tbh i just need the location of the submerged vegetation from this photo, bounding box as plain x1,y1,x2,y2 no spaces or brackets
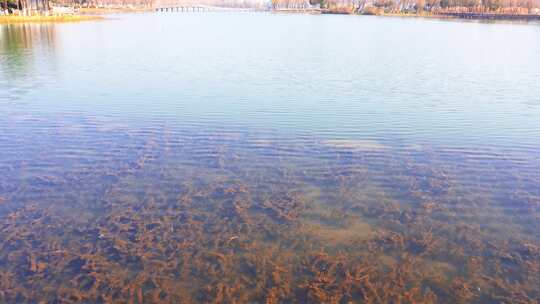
0,118,539,303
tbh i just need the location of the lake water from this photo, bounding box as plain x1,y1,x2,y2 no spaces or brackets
1,13,540,303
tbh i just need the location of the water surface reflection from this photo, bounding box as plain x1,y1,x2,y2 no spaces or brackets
0,23,58,102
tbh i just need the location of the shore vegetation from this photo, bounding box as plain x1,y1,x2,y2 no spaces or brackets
272,0,540,18
0,14,102,23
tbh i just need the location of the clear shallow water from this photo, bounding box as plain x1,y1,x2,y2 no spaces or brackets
1,13,540,303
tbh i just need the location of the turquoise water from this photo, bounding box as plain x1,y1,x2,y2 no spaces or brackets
1,13,540,303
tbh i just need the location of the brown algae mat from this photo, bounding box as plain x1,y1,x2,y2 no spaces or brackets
0,124,539,303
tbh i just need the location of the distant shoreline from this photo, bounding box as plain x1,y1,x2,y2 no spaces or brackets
431,12,540,20
2,7,539,24
0,14,103,24
77,7,152,15
274,9,540,21
369,11,540,21
0,6,153,24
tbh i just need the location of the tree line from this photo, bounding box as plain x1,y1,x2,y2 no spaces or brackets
2,0,49,14
3,0,539,15
271,0,540,13
1,0,268,12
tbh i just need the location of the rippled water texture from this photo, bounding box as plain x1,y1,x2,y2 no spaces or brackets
1,14,540,303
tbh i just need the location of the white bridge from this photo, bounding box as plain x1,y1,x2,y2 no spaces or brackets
154,5,265,12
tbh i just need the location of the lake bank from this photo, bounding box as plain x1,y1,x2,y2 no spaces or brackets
3,6,539,24
435,11,540,20
273,8,540,21
0,14,103,24
0,5,152,24
374,11,540,21
77,7,152,15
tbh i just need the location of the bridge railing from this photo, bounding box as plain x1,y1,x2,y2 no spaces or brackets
154,5,268,12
